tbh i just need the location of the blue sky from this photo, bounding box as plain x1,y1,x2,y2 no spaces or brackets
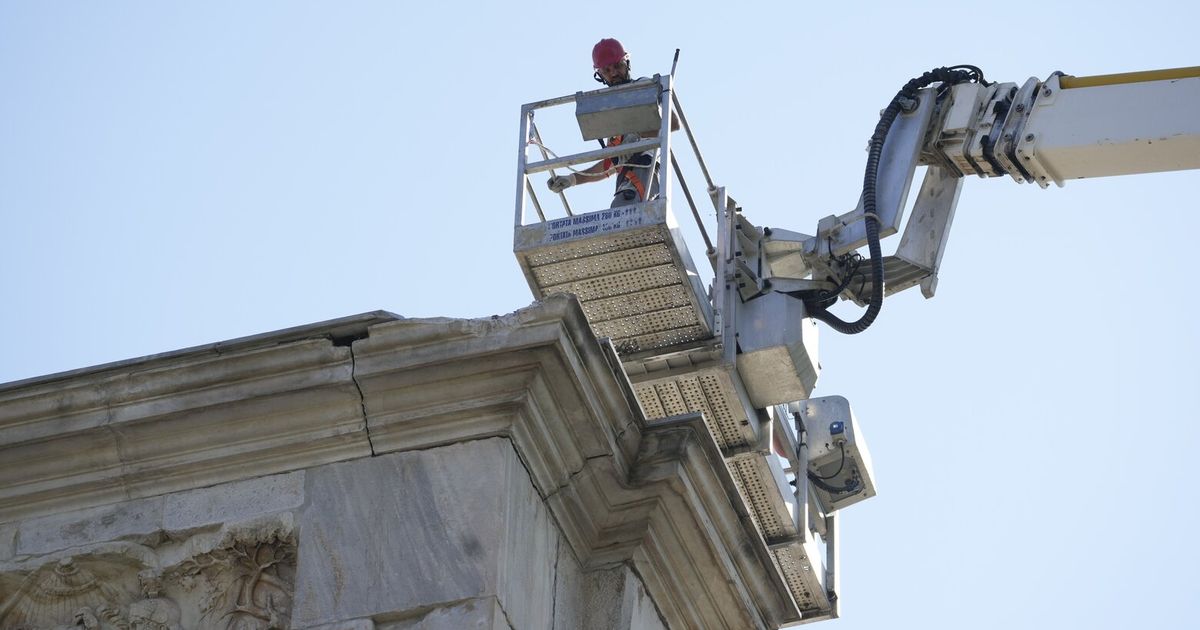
2,2,1198,628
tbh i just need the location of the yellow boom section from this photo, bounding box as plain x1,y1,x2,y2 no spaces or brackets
1060,65,1200,88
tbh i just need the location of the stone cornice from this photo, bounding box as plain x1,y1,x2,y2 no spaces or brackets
0,337,371,521
0,295,801,627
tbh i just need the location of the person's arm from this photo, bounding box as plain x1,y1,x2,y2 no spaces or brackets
572,160,616,184
547,158,617,192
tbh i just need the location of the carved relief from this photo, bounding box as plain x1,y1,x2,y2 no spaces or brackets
127,569,181,630
168,531,295,630
0,558,130,629
0,530,296,630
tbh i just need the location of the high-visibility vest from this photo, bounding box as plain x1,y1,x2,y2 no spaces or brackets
604,134,652,201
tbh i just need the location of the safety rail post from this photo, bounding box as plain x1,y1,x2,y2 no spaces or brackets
514,106,533,231
714,188,739,367
657,74,673,218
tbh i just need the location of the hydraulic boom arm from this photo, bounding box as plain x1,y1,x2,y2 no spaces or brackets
757,65,1200,329
930,66,1200,186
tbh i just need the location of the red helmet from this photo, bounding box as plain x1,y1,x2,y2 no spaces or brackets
592,38,628,69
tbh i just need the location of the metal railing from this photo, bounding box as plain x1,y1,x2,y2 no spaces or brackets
513,74,717,260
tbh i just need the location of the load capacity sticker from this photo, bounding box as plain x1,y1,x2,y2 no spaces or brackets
543,205,644,244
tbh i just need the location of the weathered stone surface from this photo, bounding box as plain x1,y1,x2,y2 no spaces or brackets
624,569,669,630
167,527,297,629
349,301,644,498
293,438,551,627
162,469,305,530
0,323,381,522
552,544,612,630
0,521,298,629
10,470,306,560
16,496,165,557
498,447,556,630
551,543,666,630
0,555,145,628
0,298,807,629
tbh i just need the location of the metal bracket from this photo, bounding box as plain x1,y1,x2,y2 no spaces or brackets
816,90,937,257
886,165,963,298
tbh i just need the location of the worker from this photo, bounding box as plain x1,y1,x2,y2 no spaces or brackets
547,38,661,208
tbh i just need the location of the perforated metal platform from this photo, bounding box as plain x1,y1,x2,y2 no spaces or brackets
773,540,833,615
628,362,757,449
729,451,833,617
626,348,834,619
515,199,713,356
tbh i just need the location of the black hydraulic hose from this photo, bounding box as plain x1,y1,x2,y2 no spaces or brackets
807,472,861,496
806,66,985,335
808,442,848,480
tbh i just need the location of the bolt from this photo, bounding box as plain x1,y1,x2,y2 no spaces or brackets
1003,133,1013,141
1025,133,1035,142
1015,103,1025,112
1042,86,1053,97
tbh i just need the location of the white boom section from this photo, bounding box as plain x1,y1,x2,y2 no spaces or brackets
934,66,1200,188
761,66,1200,308
1020,69,1200,186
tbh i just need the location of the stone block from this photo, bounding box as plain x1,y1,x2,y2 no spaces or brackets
16,496,164,556
576,566,628,630
498,453,556,630
551,544,665,630
292,439,516,626
624,569,668,630
551,543,588,630
163,470,305,530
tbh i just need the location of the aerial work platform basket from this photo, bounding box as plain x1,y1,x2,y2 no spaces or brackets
511,72,869,624
513,76,713,357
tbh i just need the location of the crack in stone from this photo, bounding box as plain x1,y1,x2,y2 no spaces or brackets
614,417,639,447
345,340,377,457
541,454,610,504
494,594,518,630
626,561,673,630
102,394,135,502
549,536,561,628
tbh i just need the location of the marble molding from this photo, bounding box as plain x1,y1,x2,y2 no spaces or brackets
0,296,802,628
